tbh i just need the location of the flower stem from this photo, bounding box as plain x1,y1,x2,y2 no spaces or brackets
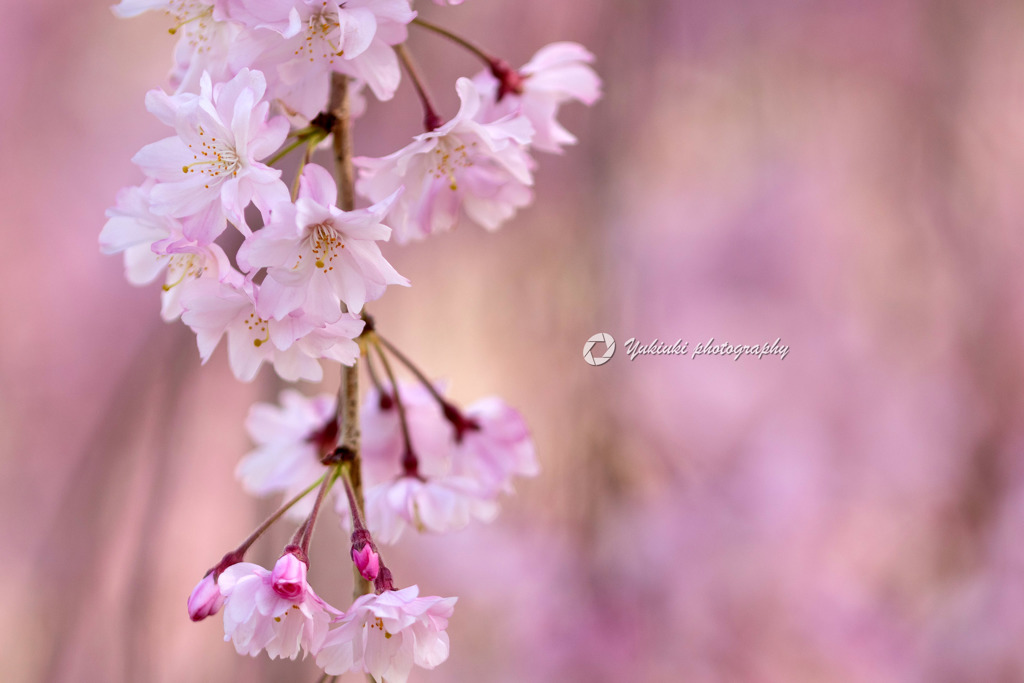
412,17,493,64
374,332,445,406
395,43,443,131
410,17,523,99
374,332,479,441
363,345,391,408
339,465,395,594
297,466,339,555
290,138,317,201
267,135,307,166
369,334,420,477
217,473,327,575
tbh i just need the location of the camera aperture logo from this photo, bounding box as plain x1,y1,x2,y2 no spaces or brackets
583,332,616,366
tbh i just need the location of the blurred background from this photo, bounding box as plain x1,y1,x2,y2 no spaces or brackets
5,0,1024,681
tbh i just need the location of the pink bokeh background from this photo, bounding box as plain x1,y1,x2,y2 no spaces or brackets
5,1,1024,681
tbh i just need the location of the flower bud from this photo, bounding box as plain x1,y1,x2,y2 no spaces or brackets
187,572,224,622
271,552,307,600
351,544,380,581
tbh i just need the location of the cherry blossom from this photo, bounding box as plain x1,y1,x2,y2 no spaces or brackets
359,382,454,484
218,552,336,658
224,0,415,117
113,1,241,93
453,397,538,496
476,42,601,154
352,383,535,542
239,163,408,322
179,277,363,382
100,182,235,320
236,390,337,519
131,69,290,240
364,474,499,544
315,586,456,683
355,77,535,242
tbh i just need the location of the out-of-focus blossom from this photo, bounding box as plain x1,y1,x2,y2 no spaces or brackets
239,163,407,322
475,42,601,154
364,474,498,544
112,0,239,92
218,552,335,658
355,77,534,242
351,382,534,543
131,69,290,239
453,397,538,496
237,389,337,519
315,586,456,683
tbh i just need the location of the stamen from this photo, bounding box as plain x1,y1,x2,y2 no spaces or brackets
167,4,213,35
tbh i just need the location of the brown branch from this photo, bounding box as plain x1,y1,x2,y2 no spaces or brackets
328,73,372,600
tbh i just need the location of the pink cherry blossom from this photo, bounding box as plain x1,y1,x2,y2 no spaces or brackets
315,585,456,683
365,474,499,544
218,553,336,658
352,383,533,543
237,390,337,519
358,382,453,484
179,277,363,382
100,182,236,320
239,163,407,322
131,68,290,240
453,397,539,496
187,572,225,621
224,0,415,117
355,77,535,243
475,42,601,154
477,41,602,155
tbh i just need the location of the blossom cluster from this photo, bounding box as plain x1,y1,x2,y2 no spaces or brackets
102,1,598,380
187,552,455,683
102,0,597,680
239,383,538,542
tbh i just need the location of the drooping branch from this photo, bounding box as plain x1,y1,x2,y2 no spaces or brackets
328,73,372,599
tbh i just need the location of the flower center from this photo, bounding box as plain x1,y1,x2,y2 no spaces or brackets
368,617,392,638
183,126,241,185
430,135,476,191
165,1,213,40
307,222,344,271
244,311,270,347
294,2,345,64
161,253,206,291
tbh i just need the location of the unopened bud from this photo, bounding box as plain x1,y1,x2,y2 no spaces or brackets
351,544,380,581
271,552,307,600
187,572,224,622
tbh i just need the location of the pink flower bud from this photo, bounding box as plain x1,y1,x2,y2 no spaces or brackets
187,572,224,622
271,553,307,600
351,544,380,581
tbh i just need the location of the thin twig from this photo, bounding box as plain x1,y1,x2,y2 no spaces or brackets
395,43,443,131
412,17,493,64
